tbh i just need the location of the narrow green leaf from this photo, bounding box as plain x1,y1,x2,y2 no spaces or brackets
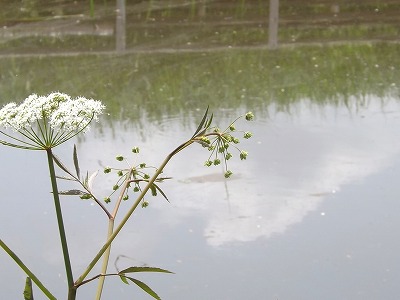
83,171,89,187
119,266,174,274
150,184,157,197
58,189,87,196
52,154,75,178
153,183,170,203
87,170,98,190
125,277,161,300
205,113,214,129
119,275,129,285
73,144,80,179
191,106,209,138
55,175,76,181
195,128,207,139
23,277,34,300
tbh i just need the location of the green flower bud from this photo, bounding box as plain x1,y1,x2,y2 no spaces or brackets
104,167,111,174
104,197,111,203
232,137,240,144
117,170,123,176
229,124,236,131
139,163,146,168
243,131,253,139
224,170,233,178
208,145,215,151
144,174,150,179
200,136,210,144
214,158,221,165
214,127,220,133
80,194,92,200
123,195,129,200
245,112,254,121
141,201,149,208
223,134,233,142
240,150,248,160
204,160,213,167
116,155,124,161
218,146,225,153
132,147,140,153
133,186,140,192
226,152,232,160
113,184,119,191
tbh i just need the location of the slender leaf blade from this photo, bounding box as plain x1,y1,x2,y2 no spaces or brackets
73,144,80,179
87,170,98,190
83,171,89,187
153,183,170,203
191,106,209,138
150,184,157,196
52,154,75,178
125,277,161,300
58,189,87,196
55,175,76,181
205,113,214,129
119,275,129,285
119,266,174,274
23,277,34,300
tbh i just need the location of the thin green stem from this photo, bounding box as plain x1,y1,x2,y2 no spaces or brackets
46,149,74,291
95,171,135,299
94,219,114,300
0,130,44,149
0,239,56,300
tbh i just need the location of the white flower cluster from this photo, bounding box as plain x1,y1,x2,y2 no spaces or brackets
0,92,105,133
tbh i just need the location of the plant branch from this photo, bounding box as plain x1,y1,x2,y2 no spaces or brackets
94,218,114,300
75,138,195,287
0,239,56,300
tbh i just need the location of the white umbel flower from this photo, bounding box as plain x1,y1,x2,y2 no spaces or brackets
0,92,105,149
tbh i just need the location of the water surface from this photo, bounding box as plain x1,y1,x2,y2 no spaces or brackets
1,1,400,299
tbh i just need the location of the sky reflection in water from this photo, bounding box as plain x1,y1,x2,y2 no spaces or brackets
2,95,400,299
1,1,400,298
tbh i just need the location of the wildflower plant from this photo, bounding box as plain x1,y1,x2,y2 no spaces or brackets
0,92,104,150
0,94,253,300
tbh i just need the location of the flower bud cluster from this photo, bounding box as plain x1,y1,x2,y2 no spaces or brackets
101,146,166,207
201,111,254,177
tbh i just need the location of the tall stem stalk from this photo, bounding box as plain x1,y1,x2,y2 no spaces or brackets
46,149,74,291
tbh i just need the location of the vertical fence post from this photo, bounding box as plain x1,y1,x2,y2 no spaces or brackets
268,0,279,49
116,0,126,52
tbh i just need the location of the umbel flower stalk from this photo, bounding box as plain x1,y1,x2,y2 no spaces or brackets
0,92,105,150
0,92,105,297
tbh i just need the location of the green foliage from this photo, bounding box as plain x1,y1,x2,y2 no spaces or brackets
117,266,174,299
23,277,34,300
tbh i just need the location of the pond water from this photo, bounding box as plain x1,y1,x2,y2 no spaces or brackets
1,1,400,300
